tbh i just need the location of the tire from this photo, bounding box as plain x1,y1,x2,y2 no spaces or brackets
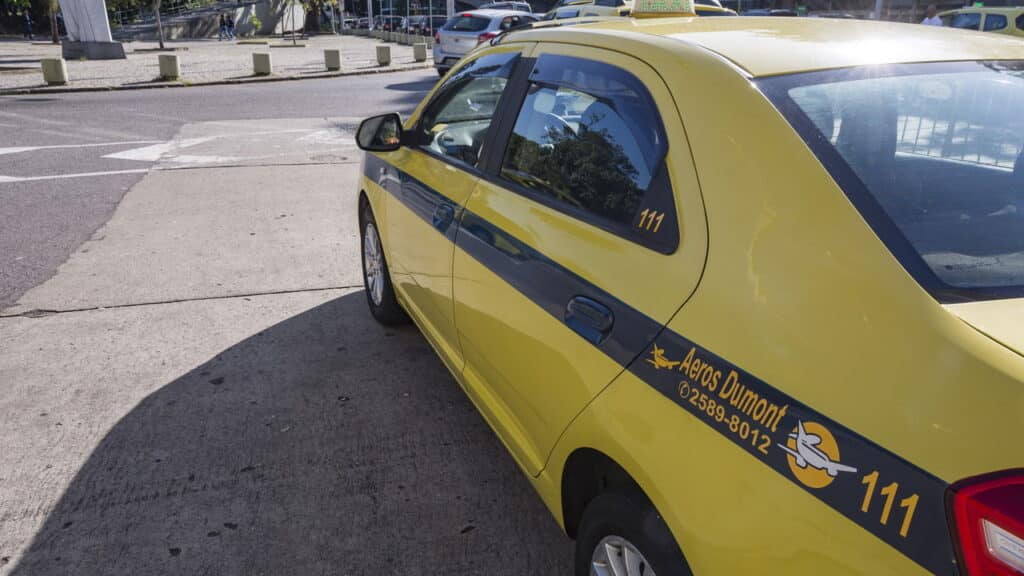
437,67,448,78
360,205,408,325
575,492,692,576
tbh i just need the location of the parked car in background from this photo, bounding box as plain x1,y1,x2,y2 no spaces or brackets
433,10,539,76
742,8,798,15
478,1,533,12
939,6,1024,37
356,17,370,28
409,14,451,34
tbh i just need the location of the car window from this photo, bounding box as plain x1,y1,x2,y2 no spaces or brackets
1018,13,1024,30
595,0,625,6
950,12,981,30
417,52,520,168
444,15,491,31
761,61,1024,301
984,13,1008,30
499,55,677,251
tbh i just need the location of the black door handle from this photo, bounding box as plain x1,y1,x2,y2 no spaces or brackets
565,296,614,345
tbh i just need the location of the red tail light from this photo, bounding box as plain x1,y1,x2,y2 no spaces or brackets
949,470,1024,576
477,31,499,44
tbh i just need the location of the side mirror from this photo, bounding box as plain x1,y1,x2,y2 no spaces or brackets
356,113,403,152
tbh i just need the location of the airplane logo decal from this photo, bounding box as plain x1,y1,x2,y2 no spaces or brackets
646,344,680,370
778,420,857,488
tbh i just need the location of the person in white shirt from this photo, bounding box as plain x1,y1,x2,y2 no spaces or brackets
921,5,943,25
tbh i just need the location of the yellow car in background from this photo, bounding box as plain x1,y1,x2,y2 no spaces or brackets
940,6,1024,37
355,5,1024,575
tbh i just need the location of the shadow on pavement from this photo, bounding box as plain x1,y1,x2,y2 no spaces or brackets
10,291,572,575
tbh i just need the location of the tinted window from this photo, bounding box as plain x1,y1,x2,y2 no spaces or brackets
950,12,981,29
1018,13,1024,30
595,0,625,6
444,15,491,31
500,55,677,251
984,13,1007,30
418,52,520,167
760,61,1024,301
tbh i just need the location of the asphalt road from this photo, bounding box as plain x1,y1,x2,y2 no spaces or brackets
0,72,574,575
0,71,433,309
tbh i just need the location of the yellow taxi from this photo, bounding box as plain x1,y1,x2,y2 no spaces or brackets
354,2,1024,573
939,6,1024,38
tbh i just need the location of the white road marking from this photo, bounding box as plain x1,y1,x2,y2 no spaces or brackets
0,169,149,183
0,140,163,156
102,138,214,162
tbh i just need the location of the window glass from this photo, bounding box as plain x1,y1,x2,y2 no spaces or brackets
983,13,1007,30
1017,13,1024,30
418,52,519,167
444,15,491,31
761,62,1024,300
500,56,669,231
595,0,625,7
950,12,981,29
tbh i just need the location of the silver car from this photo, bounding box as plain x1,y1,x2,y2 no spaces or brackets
432,9,538,77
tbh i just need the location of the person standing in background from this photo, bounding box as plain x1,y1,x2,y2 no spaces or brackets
218,13,227,40
226,12,236,39
22,10,34,39
921,5,943,25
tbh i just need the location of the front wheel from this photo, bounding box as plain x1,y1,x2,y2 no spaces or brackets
361,206,408,325
575,492,692,576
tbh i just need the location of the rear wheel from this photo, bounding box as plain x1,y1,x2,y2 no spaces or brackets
575,492,691,576
361,206,407,325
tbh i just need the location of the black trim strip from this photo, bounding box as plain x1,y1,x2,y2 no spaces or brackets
363,154,957,575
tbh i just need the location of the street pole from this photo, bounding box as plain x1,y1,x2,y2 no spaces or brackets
873,0,883,19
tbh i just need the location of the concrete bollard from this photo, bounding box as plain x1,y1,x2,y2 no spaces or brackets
324,48,341,71
413,43,427,62
158,53,180,81
253,52,272,75
40,58,67,86
376,45,391,66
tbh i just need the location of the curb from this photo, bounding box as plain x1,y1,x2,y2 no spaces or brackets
0,62,433,96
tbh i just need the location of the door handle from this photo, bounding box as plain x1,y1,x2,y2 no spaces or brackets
432,203,455,231
565,296,614,345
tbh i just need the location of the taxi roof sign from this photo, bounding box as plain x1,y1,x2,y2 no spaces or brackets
632,0,696,16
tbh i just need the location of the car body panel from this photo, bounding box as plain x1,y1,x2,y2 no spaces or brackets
946,298,1024,356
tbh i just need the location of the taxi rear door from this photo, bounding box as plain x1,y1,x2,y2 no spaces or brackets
452,45,708,475
379,47,530,370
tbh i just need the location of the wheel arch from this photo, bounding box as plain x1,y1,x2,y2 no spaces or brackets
560,447,651,540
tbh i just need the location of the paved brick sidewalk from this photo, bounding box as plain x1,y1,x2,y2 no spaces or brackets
0,35,429,93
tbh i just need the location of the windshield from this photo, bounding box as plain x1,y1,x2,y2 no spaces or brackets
760,61,1024,303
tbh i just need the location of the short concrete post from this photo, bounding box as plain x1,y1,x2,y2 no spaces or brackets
324,48,341,71
413,42,427,62
253,52,272,75
158,53,180,80
376,45,391,66
40,58,68,86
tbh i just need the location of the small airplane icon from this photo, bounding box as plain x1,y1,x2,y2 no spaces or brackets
778,421,858,477
646,344,680,370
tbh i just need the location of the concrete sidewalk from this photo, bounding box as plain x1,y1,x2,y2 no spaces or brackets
0,35,430,93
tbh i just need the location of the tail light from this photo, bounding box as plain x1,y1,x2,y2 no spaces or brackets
434,31,440,42
949,470,1024,576
477,31,499,44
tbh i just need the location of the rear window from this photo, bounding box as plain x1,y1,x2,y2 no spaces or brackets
984,13,1008,30
760,61,1024,302
444,15,491,31
950,12,982,29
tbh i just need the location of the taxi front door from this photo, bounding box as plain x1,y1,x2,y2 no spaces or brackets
381,48,527,371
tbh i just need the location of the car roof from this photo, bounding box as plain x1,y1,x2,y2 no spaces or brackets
461,8,532,16
511,17,1024,77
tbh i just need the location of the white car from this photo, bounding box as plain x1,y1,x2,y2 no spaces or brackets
432,9,538,77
